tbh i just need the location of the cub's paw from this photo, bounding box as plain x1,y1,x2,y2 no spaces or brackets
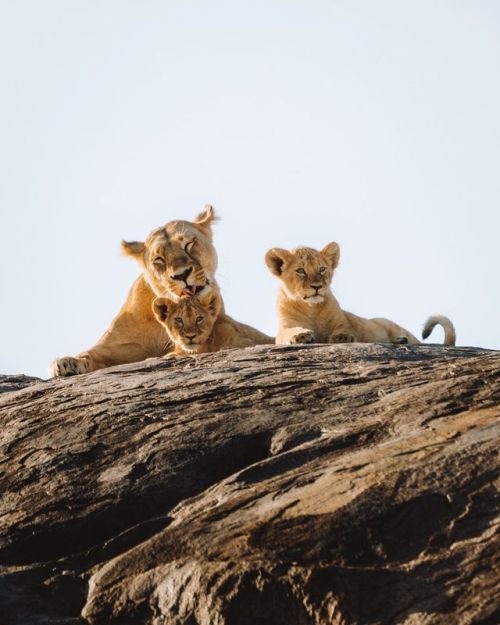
49,357,90,378
330,332,356,343
289,330,315,344
393,336,409,345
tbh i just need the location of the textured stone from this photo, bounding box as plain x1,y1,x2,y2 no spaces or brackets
0,344,498,625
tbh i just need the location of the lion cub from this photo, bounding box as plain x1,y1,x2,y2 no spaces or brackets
152,290,273,356
265,242,456,346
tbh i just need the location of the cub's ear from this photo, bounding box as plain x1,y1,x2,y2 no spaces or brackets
265,248,292,276
321,242,340,269
199,291,220,316
152,297,170,323
194,204,218,229
121,240,145,260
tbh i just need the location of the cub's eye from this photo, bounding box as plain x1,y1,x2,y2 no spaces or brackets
174,317,184,326
196,316,204,324
184,240,195,253
319,266,326,274
296,268,307,276
153,258,165,271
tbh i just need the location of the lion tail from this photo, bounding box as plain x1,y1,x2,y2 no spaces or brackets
422,315,456,346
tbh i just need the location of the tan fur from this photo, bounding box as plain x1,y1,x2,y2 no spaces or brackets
153,289,273,356
265,243,456,347
50,206,221,376
422,314,456,346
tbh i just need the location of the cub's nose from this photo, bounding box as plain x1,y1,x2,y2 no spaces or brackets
185,334,197,342
172,267,193,282
311,284,322,293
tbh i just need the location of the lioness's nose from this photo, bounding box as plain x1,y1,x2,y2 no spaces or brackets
172,267,193,282
185,334,196,342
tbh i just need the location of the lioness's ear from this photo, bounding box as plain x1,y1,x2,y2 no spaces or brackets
152,297,170,323
194,204,218,229
321,242,340,269
121,240,145,259
265,248,292,276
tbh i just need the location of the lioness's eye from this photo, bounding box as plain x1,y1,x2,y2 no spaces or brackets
319,266,326,274
196,316,204,323
174,317,183,326
153,258,165,271
184,240,195,253
296,268,306,276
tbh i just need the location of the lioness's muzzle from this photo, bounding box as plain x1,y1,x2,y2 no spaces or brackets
182,285,205,296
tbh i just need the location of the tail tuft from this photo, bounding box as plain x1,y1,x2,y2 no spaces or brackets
422,315,456,346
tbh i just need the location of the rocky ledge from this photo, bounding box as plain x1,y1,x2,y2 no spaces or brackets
0,344,498,625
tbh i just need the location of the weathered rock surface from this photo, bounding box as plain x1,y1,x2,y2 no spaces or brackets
0,374,40,395
0,344,498,625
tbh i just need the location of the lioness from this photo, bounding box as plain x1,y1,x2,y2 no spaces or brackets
50,206,225,376
265,242,456,346
152,290,273,356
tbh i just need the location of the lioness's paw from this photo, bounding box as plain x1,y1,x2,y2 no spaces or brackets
290,330,315,344
330,332,356,344
49,357,90,378
393,336,409,344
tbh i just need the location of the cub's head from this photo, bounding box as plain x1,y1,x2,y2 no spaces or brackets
152,291,220,353
122,205,218,301
265,242,340,304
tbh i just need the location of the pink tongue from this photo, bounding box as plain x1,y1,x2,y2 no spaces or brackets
183,285,203,296
182,286,194,296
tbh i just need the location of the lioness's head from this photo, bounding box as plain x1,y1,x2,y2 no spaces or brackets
152,291,220,353
265,243,340,304
122,205,218,300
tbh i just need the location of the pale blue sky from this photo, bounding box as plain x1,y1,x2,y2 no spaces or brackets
1,0,499,378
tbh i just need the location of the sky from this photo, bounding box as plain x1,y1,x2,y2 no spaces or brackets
1,0,499,379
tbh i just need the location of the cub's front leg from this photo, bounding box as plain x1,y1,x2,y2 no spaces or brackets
162,349,190,358
276,326,315,345
329,331,356,343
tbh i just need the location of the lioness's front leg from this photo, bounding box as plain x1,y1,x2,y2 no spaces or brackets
49,354,93,377
276,327,316,345
50,337,166,377
50,277,166,377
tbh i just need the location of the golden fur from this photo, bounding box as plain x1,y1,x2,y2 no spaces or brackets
153,289,273,356
50,206,221,376
265,243,456,347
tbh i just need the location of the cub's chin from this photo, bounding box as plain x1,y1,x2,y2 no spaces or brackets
180,344,201,354
304,295,324,305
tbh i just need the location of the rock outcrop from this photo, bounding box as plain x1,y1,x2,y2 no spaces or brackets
0,344,498,625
